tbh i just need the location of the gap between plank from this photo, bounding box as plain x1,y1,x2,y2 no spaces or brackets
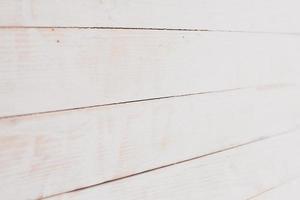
41,125,300,200
0,26,300,36
0,86,248,120
0,83,294,120
246,176,300,200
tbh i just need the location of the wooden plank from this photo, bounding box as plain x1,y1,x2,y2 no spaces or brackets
0,29,300,117
46,128,300,200
250,179,300,200
0,86,299,200
0,0,299,32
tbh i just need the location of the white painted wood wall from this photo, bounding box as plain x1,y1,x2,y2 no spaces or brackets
1,1,300,199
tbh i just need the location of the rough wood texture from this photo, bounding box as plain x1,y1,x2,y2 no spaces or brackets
1,1,300,200
0,0,299,32
1,29,299,117
47,130,300,200
0,86,299,200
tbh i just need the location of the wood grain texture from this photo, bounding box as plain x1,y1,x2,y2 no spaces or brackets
1,29,300,117
250,179,300,200
0,86,299,200
0,0,300,32
46,129,300,200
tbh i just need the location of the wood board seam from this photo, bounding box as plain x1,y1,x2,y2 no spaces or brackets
40,125,300,200
246,176,300,200
0,83,294,120
0,86,248,120
0,26,300,36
